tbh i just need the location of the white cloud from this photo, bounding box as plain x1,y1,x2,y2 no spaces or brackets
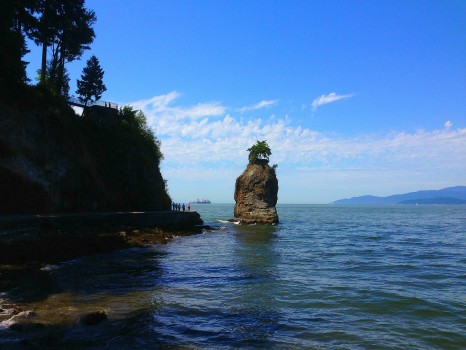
445,120,453,129
311,92,354,111
132,93,466,169
126,92,466,203
238,99,278,112
129,91,226,121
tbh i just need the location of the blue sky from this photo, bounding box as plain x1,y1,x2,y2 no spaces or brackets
25,0,466,203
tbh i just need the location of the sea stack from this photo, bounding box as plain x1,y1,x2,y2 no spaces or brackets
233,141,279,224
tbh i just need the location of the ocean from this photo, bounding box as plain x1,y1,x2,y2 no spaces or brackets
1,204,465,349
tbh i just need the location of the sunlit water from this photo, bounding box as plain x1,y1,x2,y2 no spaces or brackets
1,204,465,349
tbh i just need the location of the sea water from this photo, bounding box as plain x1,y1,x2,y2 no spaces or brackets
1,204,465,349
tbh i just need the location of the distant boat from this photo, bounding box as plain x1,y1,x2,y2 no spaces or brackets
192,199,211,204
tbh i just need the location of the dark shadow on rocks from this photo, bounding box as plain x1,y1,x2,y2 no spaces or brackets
0,266,63,303
78,311,107,326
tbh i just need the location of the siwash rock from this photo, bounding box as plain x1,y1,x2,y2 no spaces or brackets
233,159,279,224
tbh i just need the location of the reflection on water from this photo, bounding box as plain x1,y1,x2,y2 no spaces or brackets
141,223,285,348
231,225,282,345
235,224,278,242
234,224,279,277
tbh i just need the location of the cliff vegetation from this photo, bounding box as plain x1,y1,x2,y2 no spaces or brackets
1,1,171,214
0,87,171,213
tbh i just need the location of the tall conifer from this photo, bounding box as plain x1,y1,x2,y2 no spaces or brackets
29,0,96,90
76,55,106,106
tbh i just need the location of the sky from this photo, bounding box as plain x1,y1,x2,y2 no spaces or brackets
24,0,466,204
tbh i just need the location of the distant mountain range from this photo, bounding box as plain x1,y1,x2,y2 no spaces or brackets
332,186,466,205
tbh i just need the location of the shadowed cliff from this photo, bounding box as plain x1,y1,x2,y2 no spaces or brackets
0,87,171,214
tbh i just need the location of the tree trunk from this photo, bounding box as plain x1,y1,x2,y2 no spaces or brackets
40,0,49,85
41,40,47,84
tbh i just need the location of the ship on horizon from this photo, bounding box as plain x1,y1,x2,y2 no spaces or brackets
192,199,211,204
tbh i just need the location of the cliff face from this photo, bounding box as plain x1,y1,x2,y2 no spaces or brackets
0,90,171,214
234,159,279,224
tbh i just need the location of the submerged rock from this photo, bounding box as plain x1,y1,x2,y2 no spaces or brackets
233,159,279,224
9,322,46,332
78,311,107,326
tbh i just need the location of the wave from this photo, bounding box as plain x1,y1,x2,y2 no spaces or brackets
217,219,240,225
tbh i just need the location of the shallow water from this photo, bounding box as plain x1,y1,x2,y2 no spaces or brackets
1,204,465,349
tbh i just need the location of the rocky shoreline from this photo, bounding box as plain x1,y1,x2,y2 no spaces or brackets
0,211,207,289
0,210,209,334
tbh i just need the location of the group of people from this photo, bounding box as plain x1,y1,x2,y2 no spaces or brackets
172,202,190,211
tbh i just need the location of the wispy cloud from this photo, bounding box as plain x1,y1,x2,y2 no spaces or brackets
131,92,466,168
312,92,354,111
127,92,466,202
129,91,226,120
238,99,278,112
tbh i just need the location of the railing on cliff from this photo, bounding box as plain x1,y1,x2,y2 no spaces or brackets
67,96,118,110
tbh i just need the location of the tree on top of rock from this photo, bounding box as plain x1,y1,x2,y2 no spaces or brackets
76,55,106,106
247,140,272,164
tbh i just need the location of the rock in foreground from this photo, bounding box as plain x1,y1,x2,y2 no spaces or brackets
233,159,279,224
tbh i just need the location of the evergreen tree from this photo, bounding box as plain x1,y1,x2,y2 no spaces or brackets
29,0,96,91
1,0,95,96
76,55,106,106
0,0,36,93
47,60,70,97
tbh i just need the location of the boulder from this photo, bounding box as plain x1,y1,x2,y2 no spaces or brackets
78,311,107,326
233,159,279,224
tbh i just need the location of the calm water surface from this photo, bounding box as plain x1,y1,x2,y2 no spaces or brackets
1,204,465,349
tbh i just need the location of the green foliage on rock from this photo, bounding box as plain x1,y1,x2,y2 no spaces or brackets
247,140,272,163
118,106,163,163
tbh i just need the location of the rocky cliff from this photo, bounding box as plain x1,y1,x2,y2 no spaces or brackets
0,88,171,214
233,159,279,224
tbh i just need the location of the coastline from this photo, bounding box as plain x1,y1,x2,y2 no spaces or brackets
0,210,208,333
0,210,205,268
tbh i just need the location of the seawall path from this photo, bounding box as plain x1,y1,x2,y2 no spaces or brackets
0,211,204,265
